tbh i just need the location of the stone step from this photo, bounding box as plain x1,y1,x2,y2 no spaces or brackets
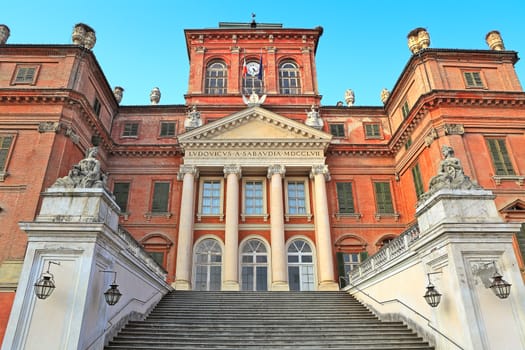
105,291,433,350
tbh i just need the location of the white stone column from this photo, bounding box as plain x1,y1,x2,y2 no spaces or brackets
222,164,241,291
174,165,199,290
268,165,289,291
310,165,338,291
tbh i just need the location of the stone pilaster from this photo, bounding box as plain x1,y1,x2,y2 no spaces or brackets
267,165,289,290
174,165,199,290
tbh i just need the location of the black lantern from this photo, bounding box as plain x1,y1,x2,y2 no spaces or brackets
423,273,442,307
489,261,511,299
101,270,122,306
34,261,60,300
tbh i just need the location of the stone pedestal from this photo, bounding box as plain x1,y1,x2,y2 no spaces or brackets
2,188,170,350
415,189,525,350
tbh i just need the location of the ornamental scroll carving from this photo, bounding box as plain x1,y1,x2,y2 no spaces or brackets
51,146,109,191
418,145,481,204
444,124,464,136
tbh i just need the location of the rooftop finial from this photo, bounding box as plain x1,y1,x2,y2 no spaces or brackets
250,13,257,28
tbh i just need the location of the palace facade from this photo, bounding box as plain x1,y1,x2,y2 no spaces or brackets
1,21,525,339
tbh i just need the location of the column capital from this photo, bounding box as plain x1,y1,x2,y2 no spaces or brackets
177,165,199,181
224,164,242,179
267,164,286,178
310,164,331,181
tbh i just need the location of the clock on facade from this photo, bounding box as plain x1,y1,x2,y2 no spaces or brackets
246,61,260,76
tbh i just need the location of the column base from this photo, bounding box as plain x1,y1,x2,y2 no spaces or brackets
222,281,240,291
172,280,191,290
318,281,339,291
271,282,290,291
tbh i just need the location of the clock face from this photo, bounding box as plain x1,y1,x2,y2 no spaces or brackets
246,62,260,76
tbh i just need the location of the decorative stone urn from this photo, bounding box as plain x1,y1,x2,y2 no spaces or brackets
150,87,161,105
71,23,96,49
485,30,505,50
113,86,124,104
344,89,355,106
380,88,390,104
0,24,10,44
407,28,430,54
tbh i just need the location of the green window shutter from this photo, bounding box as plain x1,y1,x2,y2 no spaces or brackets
464,72,474,86
411,164,425,199
336,252,346,287
374,182,394,214
516,224,525,266
113,182,130,212
359,251,369,261
152,182,170,212
487,138,515,175
0,135,13,170
336,182,354,213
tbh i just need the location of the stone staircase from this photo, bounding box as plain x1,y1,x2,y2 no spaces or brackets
105,291,434,350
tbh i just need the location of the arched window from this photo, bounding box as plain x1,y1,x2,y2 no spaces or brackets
240,238,268,291
241,61,263,95
204,60,227,94
194,238,222,291
279,61,301,94
140,233,173,269
287,239,315,291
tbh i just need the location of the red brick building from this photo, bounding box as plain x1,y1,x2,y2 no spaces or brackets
1,21,525,340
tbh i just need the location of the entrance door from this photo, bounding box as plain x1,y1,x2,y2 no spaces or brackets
240,239,268,291
194,238,222,291
287,239,315,291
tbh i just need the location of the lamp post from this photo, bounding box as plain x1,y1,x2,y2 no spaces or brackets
34,261,60,300
100,270,122,306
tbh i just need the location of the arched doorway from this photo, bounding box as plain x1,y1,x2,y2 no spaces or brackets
240,238,269,291
193,238,222,291
287,239,315,291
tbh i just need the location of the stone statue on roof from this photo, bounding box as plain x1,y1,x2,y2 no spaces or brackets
185,105,203,130
305,105,323,130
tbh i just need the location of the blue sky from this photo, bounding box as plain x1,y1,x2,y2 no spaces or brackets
3,1,525,106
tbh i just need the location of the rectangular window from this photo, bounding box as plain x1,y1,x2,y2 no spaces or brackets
202,180,222,215
93,98,101,117
374,181,394,214
113,182,130,212
329,124,345,138
122,123,139,137
0,135,14,171
411,164,425,199
402,101,410,119
287,180,306,214
151,182,170,213
160,122,176,137
244,180,264,215
486,138,515,175
464,71,484,88
336,182,355,214
337,252,369,286
147,251,165,267
12,65,39,85
364,123,381,139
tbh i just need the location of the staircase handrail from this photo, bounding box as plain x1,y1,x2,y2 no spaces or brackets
340,276,464,350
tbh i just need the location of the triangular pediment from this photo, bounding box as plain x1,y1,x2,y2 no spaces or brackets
178,106,332,148
501,199,525,212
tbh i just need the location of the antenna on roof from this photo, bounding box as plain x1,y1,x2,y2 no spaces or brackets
250,13,257,28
